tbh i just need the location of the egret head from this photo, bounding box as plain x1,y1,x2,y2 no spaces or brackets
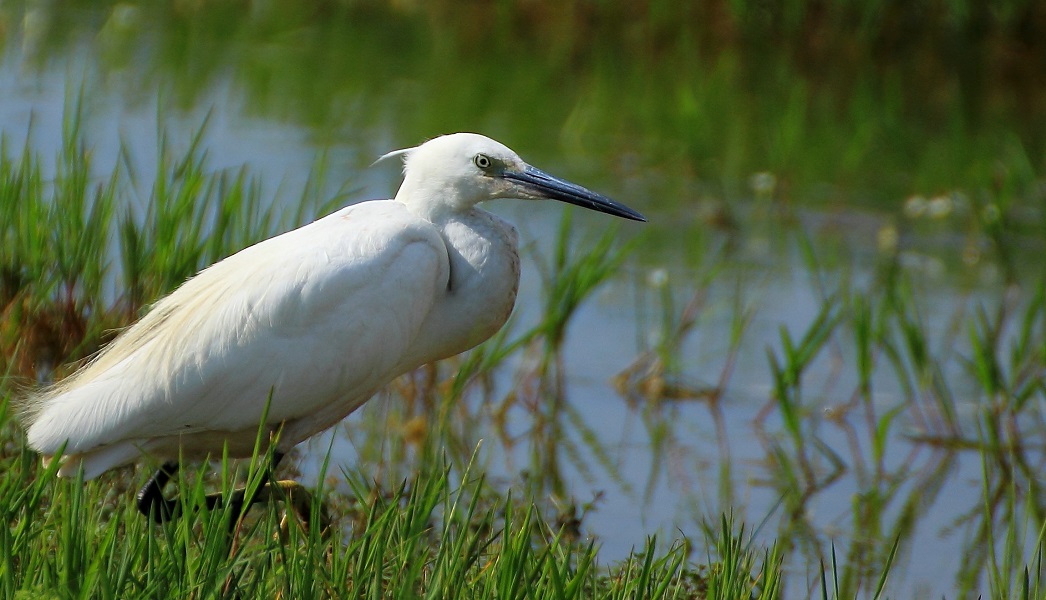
384,133,645,222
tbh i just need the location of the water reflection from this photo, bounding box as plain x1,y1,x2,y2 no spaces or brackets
302,202,1046,597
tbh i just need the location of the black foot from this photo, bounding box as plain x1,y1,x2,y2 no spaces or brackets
135,452,285,525
136,462,180,522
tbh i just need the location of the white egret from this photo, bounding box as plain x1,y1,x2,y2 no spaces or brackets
20,132,645,523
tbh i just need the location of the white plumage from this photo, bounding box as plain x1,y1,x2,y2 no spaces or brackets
21,132,644,480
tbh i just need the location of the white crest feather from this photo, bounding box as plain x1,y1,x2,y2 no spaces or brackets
372,145,417,168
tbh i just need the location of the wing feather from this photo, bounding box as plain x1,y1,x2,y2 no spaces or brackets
26,200,449,459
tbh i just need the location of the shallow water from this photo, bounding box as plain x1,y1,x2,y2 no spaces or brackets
3,3,1045,597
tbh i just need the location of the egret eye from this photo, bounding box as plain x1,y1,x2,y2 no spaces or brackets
474,154,492,170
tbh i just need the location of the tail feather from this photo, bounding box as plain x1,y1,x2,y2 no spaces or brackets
10,375,50,430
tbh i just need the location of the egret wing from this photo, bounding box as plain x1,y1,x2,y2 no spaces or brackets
27,201,449,458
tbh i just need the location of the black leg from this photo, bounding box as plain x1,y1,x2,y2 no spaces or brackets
135,452,286,525
203,451,285,516
136,462,180,522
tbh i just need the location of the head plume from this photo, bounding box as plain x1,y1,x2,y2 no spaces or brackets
372,145,418,170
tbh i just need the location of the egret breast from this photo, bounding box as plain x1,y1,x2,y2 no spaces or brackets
404,208,519,367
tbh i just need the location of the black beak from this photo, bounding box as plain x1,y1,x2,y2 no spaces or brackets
502,165,646,222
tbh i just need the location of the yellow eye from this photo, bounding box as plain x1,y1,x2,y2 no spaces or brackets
474,154,492,169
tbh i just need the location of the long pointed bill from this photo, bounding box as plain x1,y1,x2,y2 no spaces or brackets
502,165,646,222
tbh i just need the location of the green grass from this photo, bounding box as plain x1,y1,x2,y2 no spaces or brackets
0,394,784,599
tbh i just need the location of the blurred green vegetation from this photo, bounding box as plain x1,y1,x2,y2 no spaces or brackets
2,0,1043,213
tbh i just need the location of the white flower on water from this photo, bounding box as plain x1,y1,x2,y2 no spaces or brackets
903,195,927,219
749,172,777,196
647,268,669,289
